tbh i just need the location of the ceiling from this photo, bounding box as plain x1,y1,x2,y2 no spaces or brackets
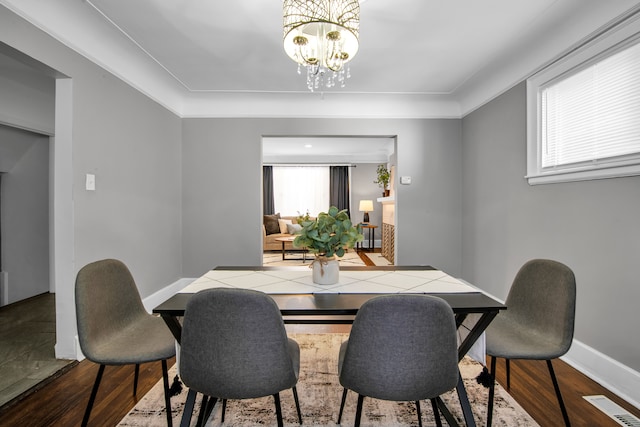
2,0,640,118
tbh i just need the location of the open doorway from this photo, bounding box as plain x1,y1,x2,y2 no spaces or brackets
0,45,75,408
0,125,73,407
261,136,396,267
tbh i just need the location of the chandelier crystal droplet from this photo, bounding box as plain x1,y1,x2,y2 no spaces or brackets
283,0,360,91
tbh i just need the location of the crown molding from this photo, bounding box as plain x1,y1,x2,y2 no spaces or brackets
3,0,640,120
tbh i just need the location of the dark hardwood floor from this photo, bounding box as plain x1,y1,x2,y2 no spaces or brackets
1,326,638,426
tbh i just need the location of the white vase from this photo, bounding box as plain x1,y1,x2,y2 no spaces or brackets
312,256,339,285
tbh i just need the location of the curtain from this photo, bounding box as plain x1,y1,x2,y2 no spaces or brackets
263,166,274,215
329,166,350,216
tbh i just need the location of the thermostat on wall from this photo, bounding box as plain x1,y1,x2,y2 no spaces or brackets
400,176,412,185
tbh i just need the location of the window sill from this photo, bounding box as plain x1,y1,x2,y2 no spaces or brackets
526,163,640,185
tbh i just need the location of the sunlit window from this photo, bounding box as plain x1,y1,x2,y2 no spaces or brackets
273,166,330,216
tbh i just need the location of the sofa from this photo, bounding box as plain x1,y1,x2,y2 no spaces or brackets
263,215,304,251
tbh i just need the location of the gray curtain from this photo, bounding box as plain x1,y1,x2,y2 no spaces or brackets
330,166,350,216
263,166,274,215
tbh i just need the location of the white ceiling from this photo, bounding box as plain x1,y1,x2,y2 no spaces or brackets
2,0,640,118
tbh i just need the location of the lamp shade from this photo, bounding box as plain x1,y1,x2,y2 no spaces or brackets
359,200,373,212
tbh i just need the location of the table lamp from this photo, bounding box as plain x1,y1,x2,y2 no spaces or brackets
359,200,373,224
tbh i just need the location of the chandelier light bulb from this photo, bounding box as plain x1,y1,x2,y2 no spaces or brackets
283,0,360,91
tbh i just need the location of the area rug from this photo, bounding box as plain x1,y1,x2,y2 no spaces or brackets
118,334,538,427
263,251,365,267
362,253,393,266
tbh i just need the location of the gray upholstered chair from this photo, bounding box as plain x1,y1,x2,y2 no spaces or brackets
337,294,459,427
485,259,576,427
178,288,302,427
75,258,176,427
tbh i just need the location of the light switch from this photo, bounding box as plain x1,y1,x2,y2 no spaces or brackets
86,174,96,191
400,176,412,185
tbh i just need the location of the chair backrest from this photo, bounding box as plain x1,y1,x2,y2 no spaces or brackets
339,294,458,402
506,259,576,357
75,259,149,362
179,288,297,400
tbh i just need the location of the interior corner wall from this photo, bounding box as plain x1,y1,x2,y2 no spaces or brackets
461,82,640,374
181,118,462,277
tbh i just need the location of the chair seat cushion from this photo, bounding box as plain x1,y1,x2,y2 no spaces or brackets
88,315,176,364
485,316,567,360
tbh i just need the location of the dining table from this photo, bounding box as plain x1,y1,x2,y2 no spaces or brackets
153,265,506,427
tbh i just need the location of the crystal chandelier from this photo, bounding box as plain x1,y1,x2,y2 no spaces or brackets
283,0,360,91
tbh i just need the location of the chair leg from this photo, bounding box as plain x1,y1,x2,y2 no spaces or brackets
415,400,423,427
430,398,443,427
506,358,511,390
273,392,284,427
338,388,348,424
221,399,227,422
180,389,197,427
292,386,303,424
196,396,217,427
547,359,571,427
486,355,497,427
196,395,209,426
354,394,364,427
133,364,140,396
161,360,172,427
81,364,105,427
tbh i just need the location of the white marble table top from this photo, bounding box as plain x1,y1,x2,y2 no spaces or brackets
180,268,480,295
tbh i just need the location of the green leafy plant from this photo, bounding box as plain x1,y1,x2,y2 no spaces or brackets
296,209,311,225
294,206,363,258
374,164,390,189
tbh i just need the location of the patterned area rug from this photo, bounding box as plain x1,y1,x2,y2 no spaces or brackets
263,251,366,267
118,334,538,427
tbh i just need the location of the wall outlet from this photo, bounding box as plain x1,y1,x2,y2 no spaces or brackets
400,176,412,185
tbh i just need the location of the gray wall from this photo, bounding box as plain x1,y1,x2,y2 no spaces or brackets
461,82,640,372
182,118,462,277
0,125,49,304
0,6,183,357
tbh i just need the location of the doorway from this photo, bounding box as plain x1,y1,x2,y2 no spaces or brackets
261,136,396,266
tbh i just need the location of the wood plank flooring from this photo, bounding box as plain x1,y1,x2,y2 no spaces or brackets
1,325,639,426
0,293,75,407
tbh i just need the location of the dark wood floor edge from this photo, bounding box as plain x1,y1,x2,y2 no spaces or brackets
0,292,53,313
0,360,78,415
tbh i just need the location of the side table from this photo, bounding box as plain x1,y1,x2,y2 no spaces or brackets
358,224,377,252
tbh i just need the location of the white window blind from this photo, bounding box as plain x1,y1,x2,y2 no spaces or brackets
541,38,640,170
273,166,330,216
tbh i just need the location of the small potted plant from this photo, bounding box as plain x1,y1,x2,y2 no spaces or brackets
374,164,391,197
294,206,363,284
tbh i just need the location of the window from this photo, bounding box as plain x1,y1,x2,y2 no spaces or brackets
273,166,330,216
527,17,640,185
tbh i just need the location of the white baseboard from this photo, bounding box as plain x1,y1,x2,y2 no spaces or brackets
142,277,195,313
460,284,640,410
562,340,640,409
0,271,8,306
359,239,381,249
63,278,195,361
